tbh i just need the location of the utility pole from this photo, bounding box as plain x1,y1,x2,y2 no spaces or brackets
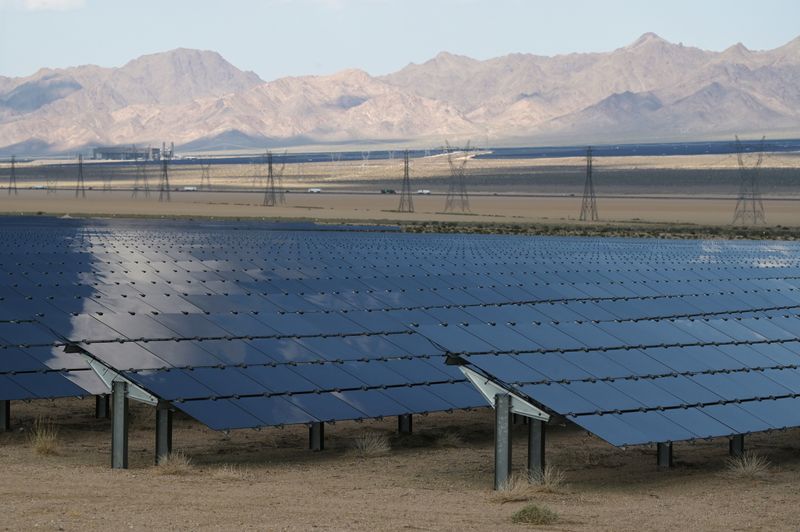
579,146,598,221
398,149,414,213
732,135,767,225
8,155,17,195
443,140,471,213
75,154,86,198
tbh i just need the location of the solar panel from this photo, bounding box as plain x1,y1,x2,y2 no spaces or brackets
3,216,800,451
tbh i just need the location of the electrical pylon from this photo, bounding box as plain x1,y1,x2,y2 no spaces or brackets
199,162,212,191
75,154,86,198
732,135,767,225
398,149,414,213
263,151,287,206
132,150,150,198
8,155,17,195
579,146,598,221
443,140,471,213
158,144,171,202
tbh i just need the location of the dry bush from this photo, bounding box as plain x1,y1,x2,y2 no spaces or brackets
491,467,566,504
726,451,770,479
28,417,59,456
434,431,464,448
511,503,559,526
352,432,391,457
528,465,566,493
211,464,254,481
153,452,194,476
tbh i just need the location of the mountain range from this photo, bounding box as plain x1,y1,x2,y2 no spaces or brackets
1,33,799,155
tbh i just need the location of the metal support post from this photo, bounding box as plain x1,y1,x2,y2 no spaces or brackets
657,442,673,470
398,414,413,434
0,400,9,432
729,435,745,457
111,381,129,469
155,401,173,464
494,393,512,490
309,422,324,452
527,419,545,478
95,395,110,419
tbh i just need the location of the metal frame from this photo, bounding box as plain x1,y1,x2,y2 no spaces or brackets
657,442,673,469
95,395,110,419
0,400,9,432
459,366,550,422
494,394,512,490
398,414,413,434
111,381,129,469
155,401,173,464
528,419,546,476
730,435,745,457
309,422,324,452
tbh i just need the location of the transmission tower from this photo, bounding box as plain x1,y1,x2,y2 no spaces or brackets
443,140,471,213
199,162,212,191
263,151,287,206
579,146,598,221
7,155,17,195
75,154,86,198
158,143,171,202
732,135,767,225
361,151,370,175
132,152,150,198
398,149,414,213
102,166,113,192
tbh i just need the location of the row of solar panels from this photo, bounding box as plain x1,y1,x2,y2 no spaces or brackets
3,218,800,447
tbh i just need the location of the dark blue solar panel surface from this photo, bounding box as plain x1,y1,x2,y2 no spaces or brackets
3,217,800,440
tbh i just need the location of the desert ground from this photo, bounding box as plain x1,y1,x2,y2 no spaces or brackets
2,399,800,531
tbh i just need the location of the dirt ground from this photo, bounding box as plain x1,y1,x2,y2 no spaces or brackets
1,189,799,227
2,399,800,531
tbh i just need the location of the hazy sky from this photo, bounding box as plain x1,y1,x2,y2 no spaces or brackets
1,0,799,79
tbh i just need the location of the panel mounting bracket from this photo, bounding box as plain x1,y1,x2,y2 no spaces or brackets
460,366,550,422
70,347,159,406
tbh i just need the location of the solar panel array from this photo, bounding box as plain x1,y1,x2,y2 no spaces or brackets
2,217,800,446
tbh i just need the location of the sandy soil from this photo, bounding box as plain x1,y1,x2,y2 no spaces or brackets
1,189,798,227
2,399,800,531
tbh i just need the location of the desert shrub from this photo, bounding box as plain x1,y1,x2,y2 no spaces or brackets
726,451,770,479
511,503,559,525
29,417,59,456
153,452,193,476
352,432,390,457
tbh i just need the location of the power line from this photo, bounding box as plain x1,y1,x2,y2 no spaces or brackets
398,149,414,213
732,135,767,225
75,154,86,198
579,146,598,221
443,140,471,213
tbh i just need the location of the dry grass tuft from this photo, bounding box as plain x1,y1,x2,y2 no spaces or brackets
528,465,566,493
352,432,391,457
511,503,559,525
153,452,194,476
434,431,464,448
491,467,566,503
726,451,771,479
28,417,59,456
211,464,254,481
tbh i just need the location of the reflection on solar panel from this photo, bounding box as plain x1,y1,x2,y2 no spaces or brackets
2,216,800,476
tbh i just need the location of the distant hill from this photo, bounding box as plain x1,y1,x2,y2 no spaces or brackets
1,34,799,155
